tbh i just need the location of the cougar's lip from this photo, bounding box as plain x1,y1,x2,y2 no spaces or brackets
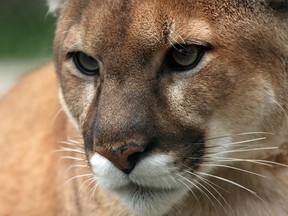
102,171,183,194
90,153,192,215
114,181,182,199
90,153,184,190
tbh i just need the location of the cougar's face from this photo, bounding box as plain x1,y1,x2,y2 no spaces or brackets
54,0,287,215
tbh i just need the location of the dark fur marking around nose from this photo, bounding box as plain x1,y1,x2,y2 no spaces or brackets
95,144,146,173
268,0,288,10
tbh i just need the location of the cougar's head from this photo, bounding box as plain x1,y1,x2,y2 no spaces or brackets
48,0,288,215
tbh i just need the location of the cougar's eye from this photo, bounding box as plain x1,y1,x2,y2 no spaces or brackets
170,44,205,70
72,52,99,76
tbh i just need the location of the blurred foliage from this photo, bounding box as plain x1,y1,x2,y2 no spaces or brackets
0,0,56,59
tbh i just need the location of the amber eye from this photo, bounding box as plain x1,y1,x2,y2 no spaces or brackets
72,52,99,76
170,44,205,70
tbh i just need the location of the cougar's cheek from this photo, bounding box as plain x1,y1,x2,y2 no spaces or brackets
78,83,96,125
58,89,79,129
58,72,97,131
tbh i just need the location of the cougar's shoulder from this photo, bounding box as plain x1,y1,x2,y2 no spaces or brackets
0,63,129,216
0,64,62,215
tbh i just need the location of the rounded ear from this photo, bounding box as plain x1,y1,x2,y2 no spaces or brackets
47,0,67,16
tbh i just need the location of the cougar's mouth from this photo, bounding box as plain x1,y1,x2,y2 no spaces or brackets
90,153,190,215
115,182,182,198
88,131,206,215
111,179,187,216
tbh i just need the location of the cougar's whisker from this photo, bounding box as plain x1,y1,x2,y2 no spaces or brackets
64,173,93,185
176,173,216,207
183,169,231,212
60,156,87,161
205,132,275,142
200,164,266,178
60,140,84,149
55,147,86,155
78,177,96,196
50,108,64,130
210,146,278,156
196,171,267,204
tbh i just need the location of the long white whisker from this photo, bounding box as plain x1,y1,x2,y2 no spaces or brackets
178,178,200,202
55,148,86,155
214,157,288,169
182,164,228,193
64,173,93,185
66,138,82,144
168,175,179,185
86,177,97,189
78,177,95,196
221,137,267,146
176,173,215,206
205,137,268,150
211,157,274,167
201,164,266,178
89,182,100,202
197,171,266,203
60,141,84,149
178,178,206,214
50,108,64,130
272,99,288,123
253,160,288,168
60,156,87,161
184,169,231,212
195,173,231,209
65,164,89,174
210,146,278,156
205,132,275,142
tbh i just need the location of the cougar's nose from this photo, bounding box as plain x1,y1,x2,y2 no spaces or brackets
95,144,146,173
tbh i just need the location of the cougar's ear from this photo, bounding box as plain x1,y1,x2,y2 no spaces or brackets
47,0,68,16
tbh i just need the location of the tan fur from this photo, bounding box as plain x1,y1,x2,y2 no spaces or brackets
0,64,128,216
1,0,288,216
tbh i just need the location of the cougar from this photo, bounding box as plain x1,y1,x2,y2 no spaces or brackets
0,0,287,215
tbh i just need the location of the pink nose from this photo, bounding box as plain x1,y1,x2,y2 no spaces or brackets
95,145,145,172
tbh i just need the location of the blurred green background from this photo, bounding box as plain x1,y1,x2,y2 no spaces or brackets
0,0,55,59
0,0,55,95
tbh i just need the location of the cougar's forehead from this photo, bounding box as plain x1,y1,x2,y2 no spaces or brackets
58,0,213,58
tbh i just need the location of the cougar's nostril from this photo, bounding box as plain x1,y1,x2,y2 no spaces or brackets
95,145,146,173
127,151,143,167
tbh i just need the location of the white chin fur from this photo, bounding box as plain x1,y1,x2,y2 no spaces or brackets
116,185,186,216
129,154,182,189
90,153,188,216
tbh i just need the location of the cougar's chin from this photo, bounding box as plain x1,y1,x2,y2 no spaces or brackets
90,154,188,216
115,184,186,216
